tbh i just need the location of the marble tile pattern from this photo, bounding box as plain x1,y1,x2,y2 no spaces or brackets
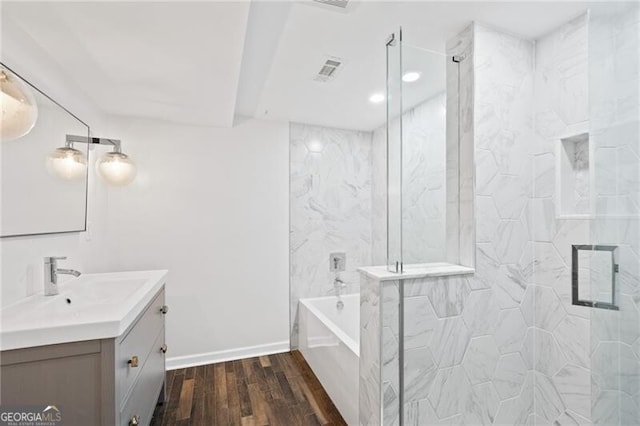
371,126,387,266
358,11,640,426
448,23,476,267
359,274,382,426
289,122,373,347
530,12,596,424
374,18,594,425
588,4,640,425
368,22,538,425
371,93,449,266
401,93,448,264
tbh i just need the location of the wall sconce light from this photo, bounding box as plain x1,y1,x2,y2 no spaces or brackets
47,135,137,186
0,65,38,142
46,144,87,180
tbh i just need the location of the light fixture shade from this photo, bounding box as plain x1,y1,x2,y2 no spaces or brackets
46,147,87,180
1,67,38,142
96,152,136,186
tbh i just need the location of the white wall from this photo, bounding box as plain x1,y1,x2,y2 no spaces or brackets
2,17,292,366
0,14,110,307
105,115,290,367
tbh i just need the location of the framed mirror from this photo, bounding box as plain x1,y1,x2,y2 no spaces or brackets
1,63,90,238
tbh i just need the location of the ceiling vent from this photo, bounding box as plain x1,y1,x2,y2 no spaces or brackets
307,0,358,14
312,0,349,9
314,56,345,82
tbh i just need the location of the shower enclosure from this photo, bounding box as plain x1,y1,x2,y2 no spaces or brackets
376,5,640,424
588,3,640,424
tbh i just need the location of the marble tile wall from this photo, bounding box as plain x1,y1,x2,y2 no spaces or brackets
532,9,640,424
360,10,640,426
470,22,537,424
289,123,372,347
530,13,594,425
360,274,382,426
371,94,449,266
588,4,640,425
401,94,447,264
450,23,476,268
371,124,387,266
370,22,539,425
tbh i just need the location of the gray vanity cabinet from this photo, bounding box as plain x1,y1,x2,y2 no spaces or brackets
0,286,167,426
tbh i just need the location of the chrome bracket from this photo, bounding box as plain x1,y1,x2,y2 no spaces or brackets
66,134,122,153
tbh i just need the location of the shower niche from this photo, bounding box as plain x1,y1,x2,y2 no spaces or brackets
557,131,592,218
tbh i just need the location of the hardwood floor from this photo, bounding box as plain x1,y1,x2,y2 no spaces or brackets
151,350,347,426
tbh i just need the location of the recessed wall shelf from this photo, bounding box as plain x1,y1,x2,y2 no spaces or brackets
557,132,591,219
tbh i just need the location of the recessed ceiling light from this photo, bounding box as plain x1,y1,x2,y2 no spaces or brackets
402,72,421,82
369,93,385,104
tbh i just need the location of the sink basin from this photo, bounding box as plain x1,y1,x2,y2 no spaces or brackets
0,270,167,351
64,277,147,304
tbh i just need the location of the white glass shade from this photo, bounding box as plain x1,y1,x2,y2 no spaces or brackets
46,147,87,180
0,68,38,142
96,152,136,186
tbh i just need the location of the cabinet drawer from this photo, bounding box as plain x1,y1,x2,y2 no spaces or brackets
118,289,165,406
120,330,165,426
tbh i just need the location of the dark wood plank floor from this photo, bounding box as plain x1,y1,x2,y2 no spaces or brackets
151,350,347,426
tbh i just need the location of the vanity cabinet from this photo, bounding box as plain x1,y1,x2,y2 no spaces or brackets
0,286,167,426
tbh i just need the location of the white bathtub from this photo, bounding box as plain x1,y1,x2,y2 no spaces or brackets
299,294,359,425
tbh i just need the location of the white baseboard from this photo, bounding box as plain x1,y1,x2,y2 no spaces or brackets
165,340,290,370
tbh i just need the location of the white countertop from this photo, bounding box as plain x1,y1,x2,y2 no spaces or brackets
0,270,167,351
358,262,474,282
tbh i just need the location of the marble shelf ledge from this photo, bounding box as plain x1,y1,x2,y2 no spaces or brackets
357,262,474,282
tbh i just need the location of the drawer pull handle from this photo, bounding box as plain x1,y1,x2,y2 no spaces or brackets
128,356,139,368
160,344,168,354
160,305,169,314
129,415,140,426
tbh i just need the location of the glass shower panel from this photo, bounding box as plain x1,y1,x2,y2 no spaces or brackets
588,3,640,424
386,32,449,272
400,44,448,267
387,28,403,273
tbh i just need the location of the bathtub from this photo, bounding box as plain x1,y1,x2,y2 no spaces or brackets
299,294,359,425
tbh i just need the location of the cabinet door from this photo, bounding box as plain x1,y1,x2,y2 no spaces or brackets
117,289,165,406
0,341,102,425
120,330,166,426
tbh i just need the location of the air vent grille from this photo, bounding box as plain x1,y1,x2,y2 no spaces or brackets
314,56,344,82
312,0,349,9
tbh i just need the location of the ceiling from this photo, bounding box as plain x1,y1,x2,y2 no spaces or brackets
239,0,593,131
1,1,596,131
1,1,250,127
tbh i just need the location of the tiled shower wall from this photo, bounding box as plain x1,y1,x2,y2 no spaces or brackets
531,8,640,424
371,11,640,426
377,22,539,425
291,95,450,347
529,13,594,425
289,123,372,347
371,94,448,266
588,3,640,425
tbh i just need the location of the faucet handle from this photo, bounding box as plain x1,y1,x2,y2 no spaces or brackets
45,256,67,263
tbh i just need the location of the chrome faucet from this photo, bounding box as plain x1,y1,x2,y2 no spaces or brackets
44,256,81,296
334,277,347,310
